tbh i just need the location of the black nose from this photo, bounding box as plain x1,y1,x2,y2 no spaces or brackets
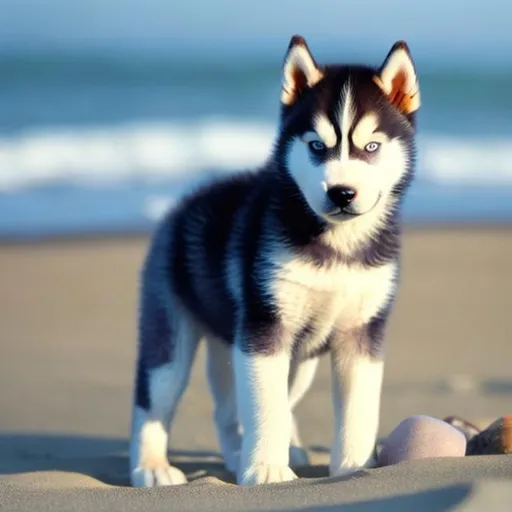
327,186,357,209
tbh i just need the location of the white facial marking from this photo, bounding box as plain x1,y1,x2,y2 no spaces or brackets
330,356,383,475
301,115,336,150
313,114,337,148
287,137,326,217
338,83,355,163
351,113,389,150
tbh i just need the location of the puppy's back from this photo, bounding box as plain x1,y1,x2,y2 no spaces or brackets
142,170,259,342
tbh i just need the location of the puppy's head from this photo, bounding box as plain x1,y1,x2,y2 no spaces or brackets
276,35,420,223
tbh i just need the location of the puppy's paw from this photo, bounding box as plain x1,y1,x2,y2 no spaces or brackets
131,464,188,487
329,464,363,478
289,445,310,467
238,464,297,486
329,456,376,478
329,445,378,478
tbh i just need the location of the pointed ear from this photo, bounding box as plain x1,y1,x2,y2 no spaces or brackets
373,41,420,115
281,35,324,106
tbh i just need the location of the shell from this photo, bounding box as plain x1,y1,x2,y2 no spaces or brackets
466,415,512,455
443,415,481,441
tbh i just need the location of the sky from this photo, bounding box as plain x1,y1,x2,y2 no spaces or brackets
1,0,510,67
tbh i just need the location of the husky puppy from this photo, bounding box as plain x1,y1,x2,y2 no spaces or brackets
130,35,420,487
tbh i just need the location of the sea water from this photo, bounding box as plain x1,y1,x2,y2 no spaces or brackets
0,51,511,239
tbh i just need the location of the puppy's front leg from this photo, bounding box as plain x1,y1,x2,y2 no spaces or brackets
234,344,297,485
329,333,384,477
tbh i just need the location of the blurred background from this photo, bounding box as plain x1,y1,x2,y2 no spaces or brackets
1,0,512,238
0,0,511,487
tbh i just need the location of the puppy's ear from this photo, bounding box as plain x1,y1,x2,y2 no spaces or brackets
373,41,420,115
281,35,324,106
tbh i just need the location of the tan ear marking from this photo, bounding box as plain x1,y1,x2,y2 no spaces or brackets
373,40,420,115
281,34,324,106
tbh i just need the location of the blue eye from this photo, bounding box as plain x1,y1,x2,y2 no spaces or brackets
365,142,381,153
309,140,326,152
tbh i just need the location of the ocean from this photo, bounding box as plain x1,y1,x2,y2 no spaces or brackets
1,51,511,239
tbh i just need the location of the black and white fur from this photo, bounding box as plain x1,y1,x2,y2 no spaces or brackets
130,35,421,487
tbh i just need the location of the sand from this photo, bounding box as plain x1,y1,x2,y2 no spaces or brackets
0,226,511,510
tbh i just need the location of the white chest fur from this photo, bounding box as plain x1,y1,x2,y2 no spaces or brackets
268,252,397,355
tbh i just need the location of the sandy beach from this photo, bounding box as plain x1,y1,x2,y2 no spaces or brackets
0,226,511,510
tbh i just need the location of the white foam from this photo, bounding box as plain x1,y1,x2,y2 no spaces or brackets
0,119,511,192
418,135,512,185
0,119,274,191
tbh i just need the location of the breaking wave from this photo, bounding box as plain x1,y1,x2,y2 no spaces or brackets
0,119,511,192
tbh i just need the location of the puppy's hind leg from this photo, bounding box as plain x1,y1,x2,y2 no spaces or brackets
205,337,241,474
130,296,200,488
288,357,319,467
